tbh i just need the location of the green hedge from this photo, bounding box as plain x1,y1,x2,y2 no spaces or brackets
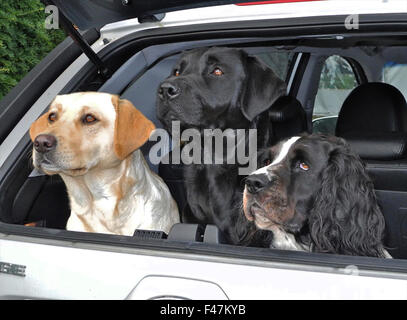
0,0,66,100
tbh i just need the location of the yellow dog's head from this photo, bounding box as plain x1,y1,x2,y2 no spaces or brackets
29,92,155,176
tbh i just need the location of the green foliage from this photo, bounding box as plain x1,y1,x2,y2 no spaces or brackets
319,55,358,90
0,0,66,100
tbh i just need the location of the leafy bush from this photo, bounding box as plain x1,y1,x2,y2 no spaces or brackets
319,55,358,89
0,0,66,100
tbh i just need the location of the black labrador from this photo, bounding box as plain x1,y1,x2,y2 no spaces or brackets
156,47,286,246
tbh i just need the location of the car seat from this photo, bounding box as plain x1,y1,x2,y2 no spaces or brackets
336,82,407,258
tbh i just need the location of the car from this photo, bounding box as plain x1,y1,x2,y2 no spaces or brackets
1,0,407,300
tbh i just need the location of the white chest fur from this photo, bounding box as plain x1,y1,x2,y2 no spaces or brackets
61,150,179,235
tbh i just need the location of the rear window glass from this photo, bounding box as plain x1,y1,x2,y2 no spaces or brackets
313,55,358,135
255,51,296,82
313,55,358,119
382,62,407,100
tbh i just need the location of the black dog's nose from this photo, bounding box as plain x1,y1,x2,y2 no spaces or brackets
34,134,57,153
159,82,180,100
245,174,270,194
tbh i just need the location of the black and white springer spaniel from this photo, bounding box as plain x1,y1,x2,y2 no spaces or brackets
243,134,391,258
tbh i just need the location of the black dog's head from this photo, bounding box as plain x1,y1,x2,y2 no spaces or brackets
243,134,386,257
156,47,286,131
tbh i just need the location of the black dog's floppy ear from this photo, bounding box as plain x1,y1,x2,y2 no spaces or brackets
241,55,287,121
308,136,386,258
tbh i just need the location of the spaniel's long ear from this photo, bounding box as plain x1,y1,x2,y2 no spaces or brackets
308,137,386,257
112,96,155,160
240,55,287,122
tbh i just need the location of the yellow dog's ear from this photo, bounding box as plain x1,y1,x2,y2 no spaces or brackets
29,112,49,142
112,95,155,160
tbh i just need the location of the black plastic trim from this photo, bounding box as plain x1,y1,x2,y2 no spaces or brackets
345,57,369,85
58,11,110,79
288,53,310,98
0,135,35,223
285,52,299,85
0,222,406,274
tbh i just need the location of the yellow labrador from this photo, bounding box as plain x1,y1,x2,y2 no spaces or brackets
29,92,179,235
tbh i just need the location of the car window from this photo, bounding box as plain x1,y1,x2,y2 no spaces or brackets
382,62,407,101
255,51,296,82
312,55,358,135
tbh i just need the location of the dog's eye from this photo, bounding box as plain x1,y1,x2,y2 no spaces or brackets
211,67,224,76
83,114,98,124
48,112,57,123
299,162,310,171
174,69,180,76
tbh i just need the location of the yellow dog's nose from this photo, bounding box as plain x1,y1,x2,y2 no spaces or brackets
33,134,57,153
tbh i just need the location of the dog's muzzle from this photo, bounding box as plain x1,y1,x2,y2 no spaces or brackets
243,173,279,225
244,173,271,194
158,82,180,100
243,173,271,222
33,134,57,154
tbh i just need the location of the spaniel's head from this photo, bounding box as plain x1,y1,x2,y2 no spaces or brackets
243,134,386,257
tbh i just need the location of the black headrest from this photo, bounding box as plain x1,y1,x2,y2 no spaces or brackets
269,95,306,123
336,83,407,135
268,95,307,144
336,83,407,161
341,132,407,161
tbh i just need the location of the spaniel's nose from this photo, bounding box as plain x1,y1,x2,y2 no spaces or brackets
159,82,180,100
245,174,270,194
34,134,57,153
